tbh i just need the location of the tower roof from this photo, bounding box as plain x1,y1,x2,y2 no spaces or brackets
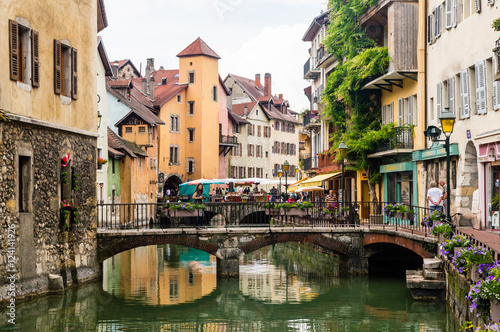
177,37,221,59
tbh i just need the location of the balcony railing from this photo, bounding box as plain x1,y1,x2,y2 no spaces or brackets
316,47,326,65
302,157,312,171
219,135,238,145
303,58,320,79
374,127,413,153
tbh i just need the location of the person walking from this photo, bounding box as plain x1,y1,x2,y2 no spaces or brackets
427,181,443,212
192,184,205,228
439,179,447,215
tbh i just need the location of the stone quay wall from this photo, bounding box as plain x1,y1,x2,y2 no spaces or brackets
0,120,99,303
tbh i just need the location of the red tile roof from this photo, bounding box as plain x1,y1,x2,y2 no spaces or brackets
107,78,131,88
177,37,221,59
232,102,258,117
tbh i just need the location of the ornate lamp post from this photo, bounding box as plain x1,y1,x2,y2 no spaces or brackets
439,109,456,224
278,169,283,198
339,142,348,207
283,161,290,200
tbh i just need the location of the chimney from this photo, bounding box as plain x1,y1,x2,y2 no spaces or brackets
142,78,147,94
264,73,271,97
255,74,261,89
244,105,248,116
145,58,154,79
279,93,283,100
162,77,167,85
112,60,119,79
149,76,155,102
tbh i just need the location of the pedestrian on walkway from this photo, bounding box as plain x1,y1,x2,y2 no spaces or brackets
427,181,443,212
439,179,447,215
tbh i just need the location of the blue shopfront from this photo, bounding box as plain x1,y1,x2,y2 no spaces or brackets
381,161,418,206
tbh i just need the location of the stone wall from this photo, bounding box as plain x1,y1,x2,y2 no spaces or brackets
0,120,99,303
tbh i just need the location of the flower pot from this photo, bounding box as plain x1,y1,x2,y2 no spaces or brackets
284,208,309,216
438,234,445,243
395,212,403,219
470,265,480,282
173,209,202,217
491,300,500,323
454,247,464,255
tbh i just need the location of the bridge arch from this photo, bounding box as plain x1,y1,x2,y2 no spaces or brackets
97,234,219,263
362,233,435,259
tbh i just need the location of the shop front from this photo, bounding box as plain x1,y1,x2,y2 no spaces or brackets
380,162,418,206
478,139,500,228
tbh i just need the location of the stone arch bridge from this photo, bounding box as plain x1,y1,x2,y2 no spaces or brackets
97,226,437,277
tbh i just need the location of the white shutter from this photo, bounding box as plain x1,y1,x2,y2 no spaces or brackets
445,0,452,29
428,15,433,44
435,6,441,38
461,69,470,119
436,82,442,119
397,99,404,125
412,95,418,125
475,60,487,114
405,97,413,125
475,0,481,12
452,0,458,27
494,81,500,111
448,76,455,115
389,103,394,123
382,105,386,124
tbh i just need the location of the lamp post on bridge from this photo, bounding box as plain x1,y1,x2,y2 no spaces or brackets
278,169,283,200
339,142,348,207
284,161,290,200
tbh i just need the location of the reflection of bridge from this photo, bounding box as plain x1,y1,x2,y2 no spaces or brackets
97,201,437,277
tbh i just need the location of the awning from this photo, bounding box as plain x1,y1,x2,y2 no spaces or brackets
287,177,310,193
299,172,341,187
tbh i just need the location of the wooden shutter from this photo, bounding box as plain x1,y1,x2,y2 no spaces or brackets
460,69,470,118
475,61,487,114
436,82,442,118
445,0,452,29
412,95,418,125
397,98,404,125
54,40,62,94
389,102,394,123
427,15,433,44
405,97,412,125
71,48,78,99
31,30,40,87
448,76,455,114
9,19,19,81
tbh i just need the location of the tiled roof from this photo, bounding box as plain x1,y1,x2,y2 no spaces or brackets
108,146,125,158
232,101,258,117
107,127,148,158
177,37,221,59
106,83,165,127
107,79,131,88
226,73,300,125
228,112,250,124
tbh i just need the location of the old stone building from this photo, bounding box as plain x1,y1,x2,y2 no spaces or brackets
0,0,108,301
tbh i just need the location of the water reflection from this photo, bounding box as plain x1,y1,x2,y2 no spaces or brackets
0,243,460,331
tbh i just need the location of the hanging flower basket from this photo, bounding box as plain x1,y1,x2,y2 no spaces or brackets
285,208,309,216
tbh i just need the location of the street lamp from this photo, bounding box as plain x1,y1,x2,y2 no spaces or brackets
283,161,290,200
278,169,283,198
440,108,456,225
339,142,348,207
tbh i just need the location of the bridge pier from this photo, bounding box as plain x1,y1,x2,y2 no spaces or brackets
216,248,244,279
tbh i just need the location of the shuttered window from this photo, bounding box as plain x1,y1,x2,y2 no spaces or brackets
54,40,77,99
445,0,452,29
493,63,500,111
427,15,433,44
9,20,20,81
452,0,458,27
436,83,442,119
9,19,38,87
448,76,455,115
475,60,487,114
460,70,470,119
397,98,404,126
31,30,39,87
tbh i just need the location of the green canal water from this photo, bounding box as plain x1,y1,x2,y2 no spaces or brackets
1,243,459,331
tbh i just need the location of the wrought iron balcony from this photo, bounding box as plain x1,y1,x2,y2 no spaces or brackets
303,58,320,80
219,135,238,145
369,127,413,157
302,157,312,171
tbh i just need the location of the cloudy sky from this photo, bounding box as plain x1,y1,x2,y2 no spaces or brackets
99,0,328,112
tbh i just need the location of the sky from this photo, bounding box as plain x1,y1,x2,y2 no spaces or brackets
99,0,328,112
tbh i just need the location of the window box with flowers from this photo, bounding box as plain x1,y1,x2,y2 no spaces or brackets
467,262,500,323
97,157,108,168
60,200,80,228
429,222,453,242
441,235,471,259
384,203,415,224
421,210,445,228
163,203,206,217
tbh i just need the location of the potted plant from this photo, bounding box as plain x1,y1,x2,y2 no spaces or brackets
60,200,76,227
441,235,471,259
467,263,500,323
422,210,444,228
164,203,206,217
277,202,313,216
384,203,399,218
429,222,453,242
97,157,108,166
451,245,493,278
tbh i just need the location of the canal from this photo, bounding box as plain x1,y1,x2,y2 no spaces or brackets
1,243,459,331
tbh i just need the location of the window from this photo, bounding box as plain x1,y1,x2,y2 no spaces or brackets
427,14,433,44
445,0,458,29
97,148,103,171
281,122,285,132
177,95,181,103
112,158,116,174
125,127,132,133
212,85,218,102
54,40,77,99
266,151,269,158
186,158,195,174
382,103,394,124
275,121,280,130
169,146,179,164
475,60,487,114
436,82,442,119
233,124,240,134
397,98,404,126
434,5,442,38
231,166,237,178
189,71,195,84
188,128,195,142
188,101,194,115
248,144,254,157
18,155,32,212
240,166,245,178
257,145,262,158
170,115,180,133
460,69,471,119
138,126,146,133
9,19,39,87
257,125,261,137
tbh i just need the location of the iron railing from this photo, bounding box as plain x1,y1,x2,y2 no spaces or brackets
374,127,413,153
302,157,312,171
219,135,238,145
97,201,436,235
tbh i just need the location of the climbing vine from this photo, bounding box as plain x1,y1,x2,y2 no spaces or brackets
322,0,393,203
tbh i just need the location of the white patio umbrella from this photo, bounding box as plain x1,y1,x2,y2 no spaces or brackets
294,186,325,192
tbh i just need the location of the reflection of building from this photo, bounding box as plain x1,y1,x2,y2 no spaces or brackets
103,245,216,305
